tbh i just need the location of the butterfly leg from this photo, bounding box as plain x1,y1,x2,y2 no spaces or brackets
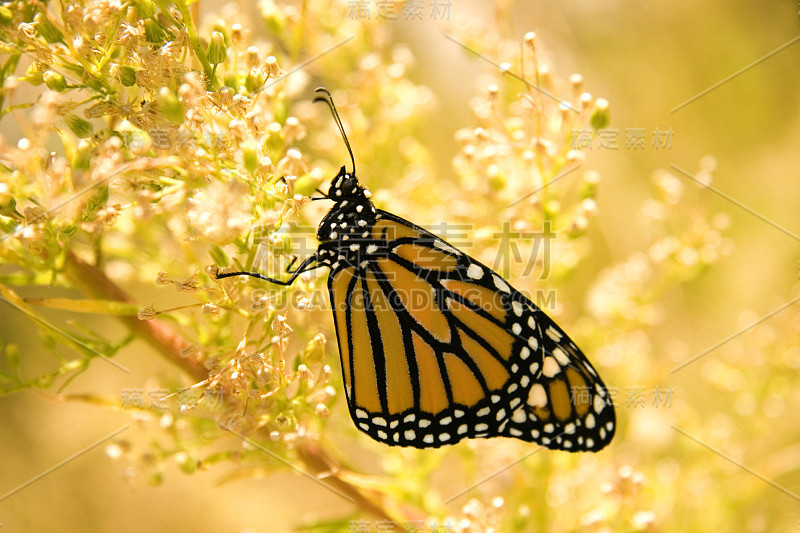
215,244,336,285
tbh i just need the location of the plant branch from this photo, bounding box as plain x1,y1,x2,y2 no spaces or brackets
63,251,208,381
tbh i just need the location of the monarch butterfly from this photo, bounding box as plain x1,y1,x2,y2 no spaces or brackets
217,87,615,451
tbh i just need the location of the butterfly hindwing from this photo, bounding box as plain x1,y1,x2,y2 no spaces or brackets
329,211,615,450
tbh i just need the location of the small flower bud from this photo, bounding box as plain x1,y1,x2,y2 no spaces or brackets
296,364,313,381
177,273,199,292
246,68,265,93
246,46,260,69
207,31,228,65
264,56,281,78
43,71,67,92
22,62,45,85
241,139,259,174
118,65,137,87
157,87,185,123
144,19,167,44
230,23,243,47
0,6,14,26
72,139,93,170
66,114,93,138
34,13,64,44
137,304,157,320
134,0,157,18
590,98,610,130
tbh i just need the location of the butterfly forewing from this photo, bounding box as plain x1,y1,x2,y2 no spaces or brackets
329,210,615,450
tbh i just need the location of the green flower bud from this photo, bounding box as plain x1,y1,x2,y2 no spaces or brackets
0,6,14,26
22,63,45,85
242,139,259,174
144,19,167,44
72,139,93,171
43,71,67,92
207,31,227,65
118,65,137,87
245,68,265,93
157,87,185,123
134,0,156,19
34,12,64,43
66,114,93,138
211,22,230,46
590,98,610,131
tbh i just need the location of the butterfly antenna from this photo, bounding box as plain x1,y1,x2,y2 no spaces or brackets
313,87,356,176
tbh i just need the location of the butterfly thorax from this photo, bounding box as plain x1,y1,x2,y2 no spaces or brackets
317,167,379,266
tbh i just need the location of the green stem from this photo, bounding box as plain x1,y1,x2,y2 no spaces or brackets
173,1,214,86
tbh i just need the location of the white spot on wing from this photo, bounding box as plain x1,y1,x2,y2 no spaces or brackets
542,356,561,377
527,383,548,407
594,395,605,414
467,264,483,280
492,274,511,293
546,326,562,342
552,347,570,366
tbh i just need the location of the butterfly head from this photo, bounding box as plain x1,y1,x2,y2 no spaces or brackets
327,166,367,200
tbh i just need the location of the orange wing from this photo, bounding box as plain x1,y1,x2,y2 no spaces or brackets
329,211,615,450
